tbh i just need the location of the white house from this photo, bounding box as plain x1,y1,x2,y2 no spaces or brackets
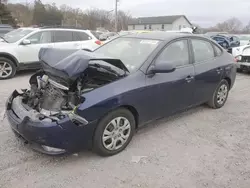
128,15,192,31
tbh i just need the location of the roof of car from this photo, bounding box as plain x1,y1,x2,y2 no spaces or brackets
121,32,204,41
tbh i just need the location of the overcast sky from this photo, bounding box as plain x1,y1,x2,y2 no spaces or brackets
10,0,250,27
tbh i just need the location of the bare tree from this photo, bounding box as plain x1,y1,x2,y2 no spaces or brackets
214,17,243,33
242,21,250,34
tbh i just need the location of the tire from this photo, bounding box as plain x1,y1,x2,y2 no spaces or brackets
222,42,229,49
207,79,229,109
93,108,136,156
0,57,16,80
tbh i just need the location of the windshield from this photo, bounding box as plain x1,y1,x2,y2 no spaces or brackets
94,37,160,72
2,28,34,43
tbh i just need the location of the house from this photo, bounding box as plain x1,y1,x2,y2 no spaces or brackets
128,15,192,31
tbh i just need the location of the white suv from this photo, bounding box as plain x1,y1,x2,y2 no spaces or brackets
0,27,102,79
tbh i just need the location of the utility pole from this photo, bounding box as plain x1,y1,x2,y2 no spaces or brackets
115,0,118,32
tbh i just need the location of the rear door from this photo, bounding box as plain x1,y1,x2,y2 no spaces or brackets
144,39,196,120
190,38,223,104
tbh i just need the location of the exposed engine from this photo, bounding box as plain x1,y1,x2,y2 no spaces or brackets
22,64,124,114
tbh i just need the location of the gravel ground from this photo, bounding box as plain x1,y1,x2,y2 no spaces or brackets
0,71,250,188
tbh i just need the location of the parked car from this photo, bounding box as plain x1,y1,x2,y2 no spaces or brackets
99,32,118,41
6,33,236,156
237,35,250,46
0,24,13,37
233,44,250,72
211,34,240,49
205,32,229,37
90,30,104,40
0,27,102,79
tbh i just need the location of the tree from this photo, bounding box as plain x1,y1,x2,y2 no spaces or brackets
7,3,33,26
44,3,63,25
214,18,243,33
32,0,46,26
0,0,16,26
242,21,250,34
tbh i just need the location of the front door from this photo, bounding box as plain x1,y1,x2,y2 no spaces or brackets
190,39,223,104
17,30,54,65
144,39,196,121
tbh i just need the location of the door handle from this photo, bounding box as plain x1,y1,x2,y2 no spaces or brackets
185,75,194,83
216,68,223,74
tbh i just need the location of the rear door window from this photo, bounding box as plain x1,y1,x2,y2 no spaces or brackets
191,39,215,63
53,30,73,43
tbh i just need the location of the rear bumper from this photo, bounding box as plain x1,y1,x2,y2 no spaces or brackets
6,90,97,155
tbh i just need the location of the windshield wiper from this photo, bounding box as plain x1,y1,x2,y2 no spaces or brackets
0,36,8,43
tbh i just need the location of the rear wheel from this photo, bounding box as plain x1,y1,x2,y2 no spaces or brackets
0,57,16,79
207,79,229,109
93,108,135,156
222,42,229,49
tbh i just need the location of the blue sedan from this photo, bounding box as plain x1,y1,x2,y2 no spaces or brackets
6,32,237,156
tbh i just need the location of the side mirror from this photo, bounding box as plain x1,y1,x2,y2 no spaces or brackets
148,61,176,74
22,39,31,45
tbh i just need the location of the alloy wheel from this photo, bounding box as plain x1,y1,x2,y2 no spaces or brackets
217,84,228,105
102,117,131,151
0,61,13,78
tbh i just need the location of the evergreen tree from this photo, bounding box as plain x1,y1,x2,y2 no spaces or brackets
0,0,16,26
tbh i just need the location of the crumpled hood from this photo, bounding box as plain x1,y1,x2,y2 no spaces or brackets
39,48,129,87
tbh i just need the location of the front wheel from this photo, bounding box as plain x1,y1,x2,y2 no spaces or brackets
207,79,229,109
0,57,16,79
93,108,135,156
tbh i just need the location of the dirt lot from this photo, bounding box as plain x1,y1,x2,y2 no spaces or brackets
0,71,250,188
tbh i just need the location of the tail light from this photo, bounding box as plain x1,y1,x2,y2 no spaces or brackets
95,40,102,45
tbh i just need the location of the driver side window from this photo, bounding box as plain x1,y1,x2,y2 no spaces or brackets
26,31,52,44
156,40,189,67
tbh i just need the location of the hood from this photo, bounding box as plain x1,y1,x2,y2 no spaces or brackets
39,48,129,87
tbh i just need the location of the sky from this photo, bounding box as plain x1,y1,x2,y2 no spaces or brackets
9,0,250,27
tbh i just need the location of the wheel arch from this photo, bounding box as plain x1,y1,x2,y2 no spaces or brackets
224,77,231,89
119,105,139,129
0,52,19,67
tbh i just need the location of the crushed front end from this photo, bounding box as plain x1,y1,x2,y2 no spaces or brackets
6,89,96,155
5,48,127,155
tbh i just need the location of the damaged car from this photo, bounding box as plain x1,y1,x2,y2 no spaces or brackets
6,33,236,156
233,44,250,73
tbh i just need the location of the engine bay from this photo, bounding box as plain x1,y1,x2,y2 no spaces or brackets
22,64,124,117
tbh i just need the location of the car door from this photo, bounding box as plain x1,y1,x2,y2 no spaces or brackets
53,30,76,49
190,38,223,104
16,30,54,65
144,39,196,120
